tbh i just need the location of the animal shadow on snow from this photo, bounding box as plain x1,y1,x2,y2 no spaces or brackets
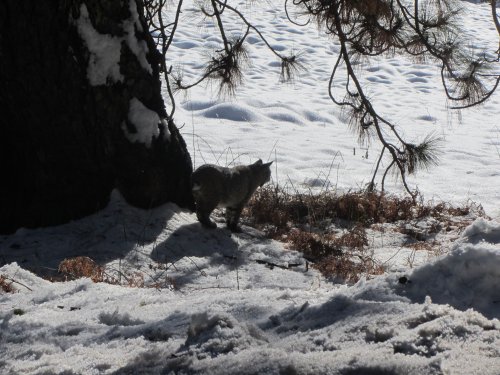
152,223,240,264
151,222,243,286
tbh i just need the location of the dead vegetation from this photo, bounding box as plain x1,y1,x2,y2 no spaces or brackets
57,256,151,288
246,186,478,230
54,255,179,289
33,186,485,288
1,275,15,293
244,185,485,282
58,256,111,283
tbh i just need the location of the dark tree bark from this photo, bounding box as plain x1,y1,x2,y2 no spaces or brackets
0,0,193,234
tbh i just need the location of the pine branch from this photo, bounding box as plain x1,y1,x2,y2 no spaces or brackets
213,0,303,82
403,134,442,174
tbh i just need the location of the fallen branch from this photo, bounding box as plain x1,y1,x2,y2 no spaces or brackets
255,259,302,270
1,275,33,292
224,254,303,271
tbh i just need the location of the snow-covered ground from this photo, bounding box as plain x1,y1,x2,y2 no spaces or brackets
1,194,500,374
1,1,500,374
172,0,500,218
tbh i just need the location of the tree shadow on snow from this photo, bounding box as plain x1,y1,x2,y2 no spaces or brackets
0,192,176,280
260,294,405,335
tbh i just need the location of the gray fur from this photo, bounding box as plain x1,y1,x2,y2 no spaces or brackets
192,159,272,232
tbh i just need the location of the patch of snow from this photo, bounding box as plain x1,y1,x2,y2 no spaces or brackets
124,0,153,74
123,97,168,146
73,4,123,85
73,0,152,86
99,310,145,326
462,217,500,242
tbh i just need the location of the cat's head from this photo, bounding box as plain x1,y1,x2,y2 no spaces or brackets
252,159,273,187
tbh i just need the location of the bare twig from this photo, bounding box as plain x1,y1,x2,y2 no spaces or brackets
2,275,33,291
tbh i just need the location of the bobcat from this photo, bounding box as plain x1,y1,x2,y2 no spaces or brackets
192,159,273,232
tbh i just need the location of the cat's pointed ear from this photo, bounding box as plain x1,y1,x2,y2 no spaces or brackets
263,161,273,168
254,159,263,165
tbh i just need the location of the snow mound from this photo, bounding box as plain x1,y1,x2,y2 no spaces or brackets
462,217,500,243
183,312,266,358
201,103,263,122
0,262,51,291
264,109,305,125
401,218,500,319
182,100,219,111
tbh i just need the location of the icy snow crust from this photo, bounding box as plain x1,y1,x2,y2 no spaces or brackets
1,192,500,374
2,0,500,373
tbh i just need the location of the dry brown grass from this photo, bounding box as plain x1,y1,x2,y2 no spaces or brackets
285,226,381,282
315,254,385,283
286,224,367,260
56,257,175,289
125,272,145,288
58,256,113,283
246,186,479,231
404,240,440,252
244,185,483,282
57,256,145,286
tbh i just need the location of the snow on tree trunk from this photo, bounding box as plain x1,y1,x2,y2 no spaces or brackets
0,0,193,234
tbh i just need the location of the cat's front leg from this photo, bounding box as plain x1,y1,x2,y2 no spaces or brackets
197,211,217,229
225,206,243,233
195,200,217,229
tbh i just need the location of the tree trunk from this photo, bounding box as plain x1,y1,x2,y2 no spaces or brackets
0,0,193,234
